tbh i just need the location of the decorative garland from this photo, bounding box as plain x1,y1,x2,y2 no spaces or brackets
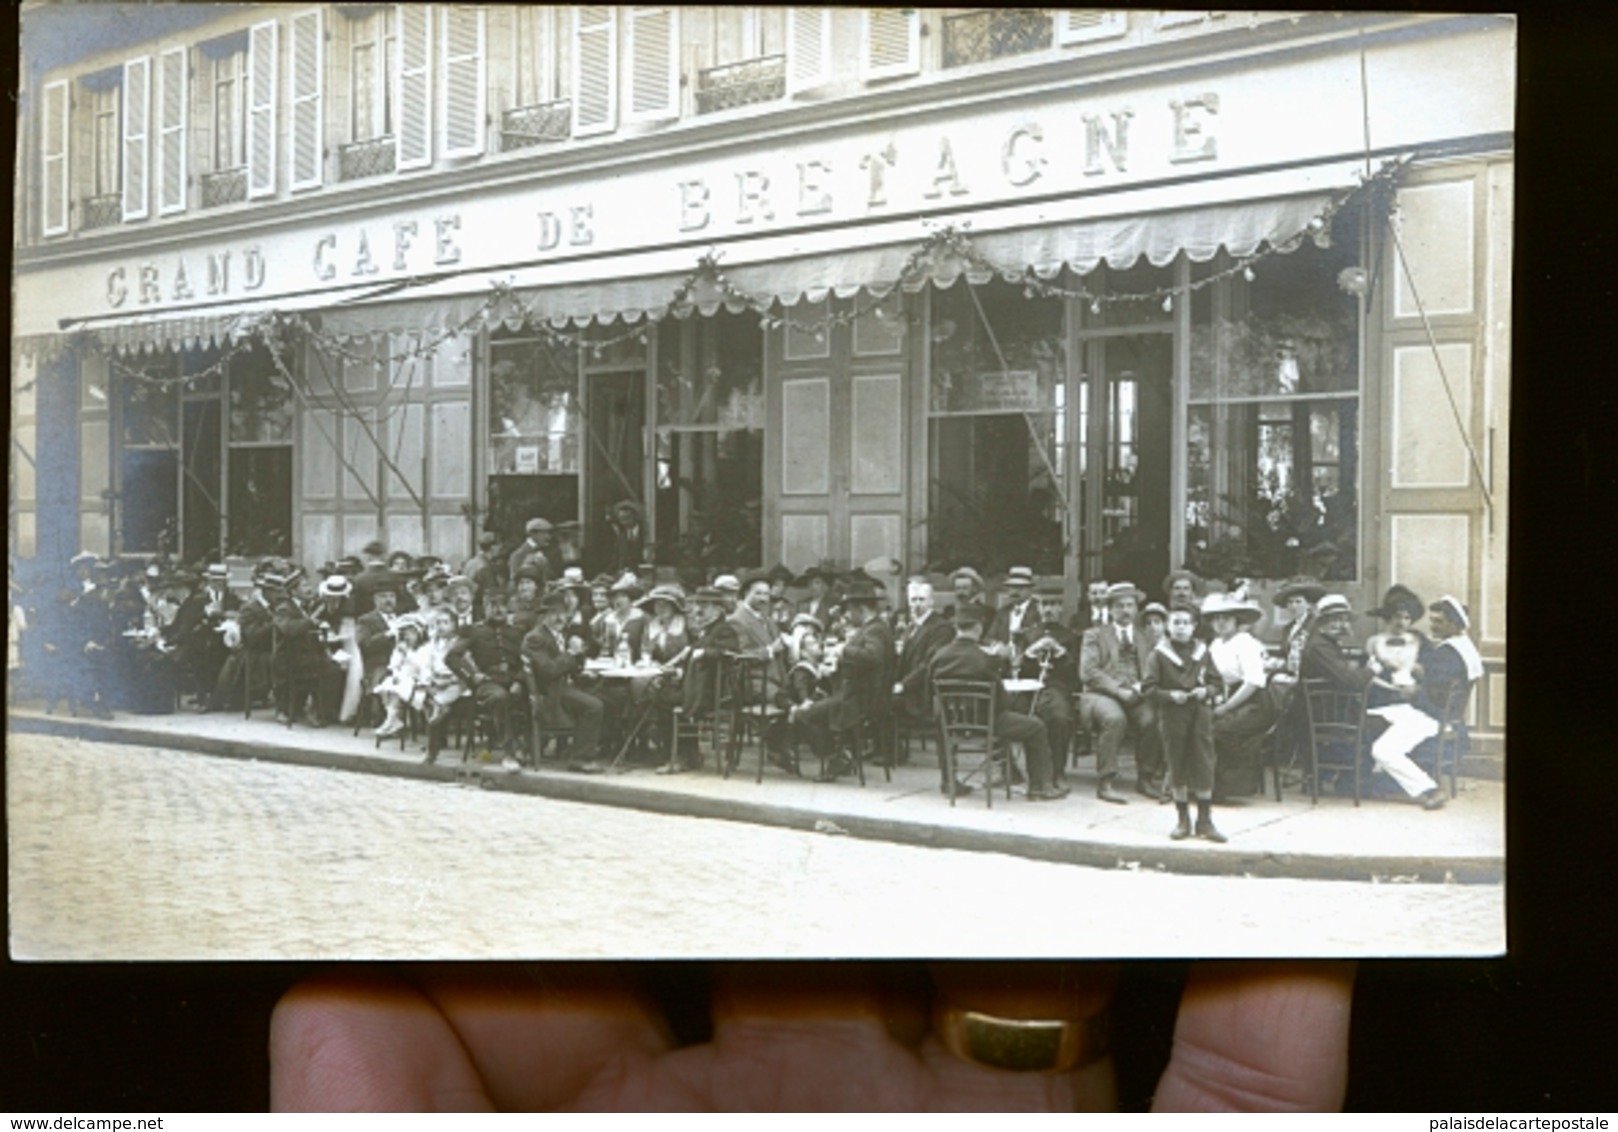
78,154,1408,390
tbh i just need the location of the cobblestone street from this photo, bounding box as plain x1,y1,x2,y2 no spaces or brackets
9,733,1504,960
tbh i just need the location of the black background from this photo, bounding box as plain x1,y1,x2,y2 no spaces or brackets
5,3,1617,1112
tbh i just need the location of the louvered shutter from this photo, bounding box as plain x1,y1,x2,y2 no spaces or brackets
247,19,278,198
396,3,433,169
441,6,485,157
156,47,187,214
572,6,617,137
862,9,918,81
626,7,677,123
289,8,323,189
787,7,831,94
1057,11,1129,45
41,79,69,235
121,56,151,220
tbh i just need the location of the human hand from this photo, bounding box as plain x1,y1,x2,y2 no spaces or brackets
271,961,1353,1112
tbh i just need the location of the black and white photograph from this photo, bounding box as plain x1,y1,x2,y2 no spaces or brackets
10,5,1513,974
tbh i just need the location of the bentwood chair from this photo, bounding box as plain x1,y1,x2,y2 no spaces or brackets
668,653,726,772
1427,678,1477,799
1300,677,1368,806
933,679,1011,809
724,653,787,782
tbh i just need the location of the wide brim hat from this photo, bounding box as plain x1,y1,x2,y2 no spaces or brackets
1002,565,1036,588
839,578,883,605
766,563,796,585
636,585,687,613
335,555,364,576
1274,576,1327,605
862,556,903,580
1103,582,1147,606
1200,592,1264,624
948,566,985,589
1369,584,1424,621
1162,569,1206,597
368,572,404,596
792,564,831,587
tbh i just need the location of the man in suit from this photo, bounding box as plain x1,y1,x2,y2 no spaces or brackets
947,566,986,614
163,568,224,707
522,590,606,773
727,572,784,695
350,541,393,618
986,565,1038,647
461,532,505,612
792,579,893,780
927,602,1067,801
210,566,276,712
1303,594,1446,810
1071,578,1112,633
1079,581,1164,803
893,578,954,723
354,579,407,699
1018,579,1082,790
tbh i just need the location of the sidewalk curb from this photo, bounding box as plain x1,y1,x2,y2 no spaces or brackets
9,714,1503,885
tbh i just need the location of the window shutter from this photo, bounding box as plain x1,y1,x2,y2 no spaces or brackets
121,56,151,220
625,7,677,123
862,9,919,81
247,18,278,198
1057,11,1130,45
787,7,831,94
396,3,433,169
41,79,69,235
156,47,187,215
572,6,617,137
289,8,323,189
441,5,485,157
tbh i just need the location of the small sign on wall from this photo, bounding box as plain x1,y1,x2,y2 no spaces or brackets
514,445,541,474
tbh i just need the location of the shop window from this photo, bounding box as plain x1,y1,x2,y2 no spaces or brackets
655,311,764,571
486,333,581,540
926,280,1066,575
1185,213,1363,582
226,344,294,557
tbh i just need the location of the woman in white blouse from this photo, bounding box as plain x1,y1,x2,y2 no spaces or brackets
1203,592,1277,800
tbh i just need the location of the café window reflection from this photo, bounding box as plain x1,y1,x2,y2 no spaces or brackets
1185,206,1363,582
486,331,581,540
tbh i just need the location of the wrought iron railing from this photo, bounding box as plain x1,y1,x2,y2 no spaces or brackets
200,168,247,208
695,55,786,114
941,9,1053,68
338,136,396,181
81,193,121,230
501,99,573,151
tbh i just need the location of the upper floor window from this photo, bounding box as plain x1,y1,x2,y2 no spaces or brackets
213,49,247,169
696,6,785,114
88,79,120,198
351,6,396,142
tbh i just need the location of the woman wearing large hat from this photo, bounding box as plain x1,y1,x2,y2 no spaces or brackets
1202,592,1274,799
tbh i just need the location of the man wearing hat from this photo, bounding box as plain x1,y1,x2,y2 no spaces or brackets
508,518,555,590
209,564,277,712
355,577,408,706
161,567,226,708
1078,581,1165,803
711,573,743,616
1302,594,1446,810
677,587,741,763
987,565,1039,654
947,566,986,614
522,589,607,772
893,578,954,724
792,578,894,780
727,572,785,699
606,499,647,574
1016,579,1082,786
927,601,1066,800
793,565,836,630
269,569,335,726
461,532,506,609
1072,578,1113,632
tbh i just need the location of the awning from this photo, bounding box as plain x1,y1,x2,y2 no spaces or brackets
318,158,1371,339
17,279,406,360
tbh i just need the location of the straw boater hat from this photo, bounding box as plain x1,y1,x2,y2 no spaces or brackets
318,575,353,599
205,563,230,581
1274,575,1327,605
839,578,884,605
1369,584,1424,622
1102,581,1147,605
636,584,687,614
1200,592,1264,624
1315,594,1353,619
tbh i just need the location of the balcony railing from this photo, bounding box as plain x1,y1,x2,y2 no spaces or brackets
942,9,1053,68
500,99,572,152
338,136,396,182
200,168,247,208
695,55,786,115
81,193,121,230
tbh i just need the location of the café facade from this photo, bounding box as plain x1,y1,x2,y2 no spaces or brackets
12,7,1512,752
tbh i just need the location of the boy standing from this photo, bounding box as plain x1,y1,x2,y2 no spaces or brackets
1144,605,1226,842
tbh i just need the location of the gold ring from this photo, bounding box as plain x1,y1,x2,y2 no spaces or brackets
933,998,1111,1074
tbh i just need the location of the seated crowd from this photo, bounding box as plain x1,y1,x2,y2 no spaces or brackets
12,525,1481,838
